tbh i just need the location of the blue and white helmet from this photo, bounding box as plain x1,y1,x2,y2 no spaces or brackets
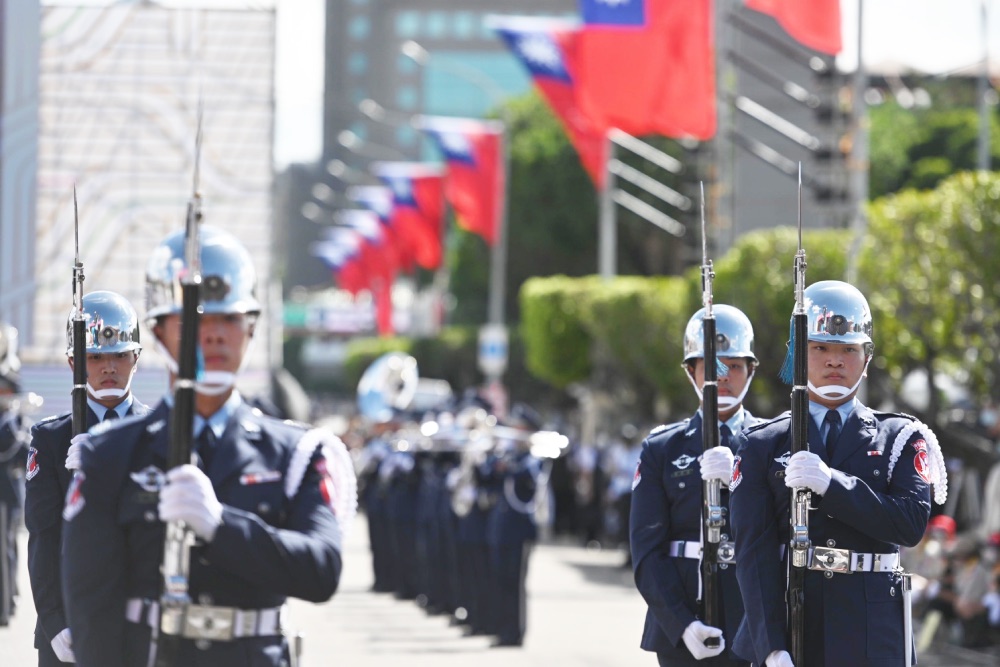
66,291,141,357
803,280,873,356
683,304,757,365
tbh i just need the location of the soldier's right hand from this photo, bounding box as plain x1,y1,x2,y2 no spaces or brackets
65,433,89,470
51,627,76,662
681,620,725,660
765,650,794,667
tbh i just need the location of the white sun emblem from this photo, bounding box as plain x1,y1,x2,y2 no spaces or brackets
439,131,471,157
518,34,561,71
389,177,411,200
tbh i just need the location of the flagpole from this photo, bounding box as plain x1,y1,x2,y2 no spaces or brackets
598,129,617,279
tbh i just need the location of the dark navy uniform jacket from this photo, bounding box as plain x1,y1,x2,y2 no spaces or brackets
730,404,933,667
25,400,150,650
485,447,540,546
62,400,344,667
630,410,763,664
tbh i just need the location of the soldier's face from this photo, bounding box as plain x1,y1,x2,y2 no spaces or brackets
68,352,139,397
155,313,255,374
690,358,752,417
807,341,868,408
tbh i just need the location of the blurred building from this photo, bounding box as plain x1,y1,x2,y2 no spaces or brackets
0,0,40,338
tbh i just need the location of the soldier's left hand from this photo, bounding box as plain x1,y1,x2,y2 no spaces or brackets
158,464,223,542
699,446,735,482
784,451,832,495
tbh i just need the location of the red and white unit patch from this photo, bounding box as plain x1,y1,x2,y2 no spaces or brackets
315,458,338,515
63,472,86,521
730,456,743,491
631,461,642,491
914,450,932,483
26,447,39,481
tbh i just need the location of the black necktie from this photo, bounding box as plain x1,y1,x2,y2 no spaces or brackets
196,427,217,471
104,410,119,422
720,424,733,450
824,409,842,456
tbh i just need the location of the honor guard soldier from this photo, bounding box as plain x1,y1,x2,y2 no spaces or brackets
630,305,763,665
1,323,30,628
730,281,947,667
25,292,150,665
61,226,356,667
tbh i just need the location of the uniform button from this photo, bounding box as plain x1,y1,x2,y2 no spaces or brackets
679,482,686,489
721,534,729,541
874,469,881,476
195,639,211,651
144,511,156,522
826,539,836,547
199,593,213,605
199,557,210,566
258,502,271,513
890,587,896,596
824,571,833,579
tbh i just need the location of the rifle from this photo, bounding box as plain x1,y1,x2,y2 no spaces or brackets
156,117,203,667
71,187,87,437
698,182,723,648
786,165,810,666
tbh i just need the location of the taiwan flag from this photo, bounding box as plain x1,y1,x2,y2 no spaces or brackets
370,162,446,271
489,14,607,188
745,0,842,55
417,115,505,245
575,0,716,140
348,184,415,273
339,209,397,335
311,231,369,295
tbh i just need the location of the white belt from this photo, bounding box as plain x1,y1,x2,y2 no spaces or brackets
125,598,284,641
669,539,737,564
805,547,900,574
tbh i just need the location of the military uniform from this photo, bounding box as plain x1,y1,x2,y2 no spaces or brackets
631,410,761,666
62,398,348,667
730,403,946,667
485,443,541,646
1,407,29,625
26,399,149,665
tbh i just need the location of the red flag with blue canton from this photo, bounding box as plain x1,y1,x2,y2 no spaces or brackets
370,162,446,271
576,0,716,140
745,0,842,55
311,231,369,295
348,185,415,274
489,15,607,188
418,115,505,245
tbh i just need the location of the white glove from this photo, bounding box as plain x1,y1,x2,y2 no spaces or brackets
700,446,735,482
158,465,223,542
51,627,76,663
765,649,794,667
681,620,725,660
65,433,90,470
784,451,832,495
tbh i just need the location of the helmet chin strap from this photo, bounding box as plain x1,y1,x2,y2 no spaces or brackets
807,359,870,400
685,365,755,411
154,333,254,396
86,362,138,400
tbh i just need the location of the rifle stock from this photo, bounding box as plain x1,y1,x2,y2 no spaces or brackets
71,187,87,437
698,183,723,648
787,165,810,666
156,120,203,667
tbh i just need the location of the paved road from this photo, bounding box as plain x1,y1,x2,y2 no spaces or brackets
4,517,998,666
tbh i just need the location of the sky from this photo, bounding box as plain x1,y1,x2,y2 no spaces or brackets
273,0,1000,168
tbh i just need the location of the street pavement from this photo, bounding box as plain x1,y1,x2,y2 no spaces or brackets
4,516,999,666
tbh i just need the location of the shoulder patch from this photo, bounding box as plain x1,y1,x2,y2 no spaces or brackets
35,412,69,426
729,455,742,491
745,413,790,434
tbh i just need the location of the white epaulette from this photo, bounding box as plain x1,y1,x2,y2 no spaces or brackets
285,427,359,536
886,420,948,505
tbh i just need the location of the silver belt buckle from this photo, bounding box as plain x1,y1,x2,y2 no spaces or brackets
718,540,736,564
183,605,236,641
809,546,851,574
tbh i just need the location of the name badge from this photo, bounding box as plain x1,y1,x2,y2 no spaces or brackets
240,470,282,485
